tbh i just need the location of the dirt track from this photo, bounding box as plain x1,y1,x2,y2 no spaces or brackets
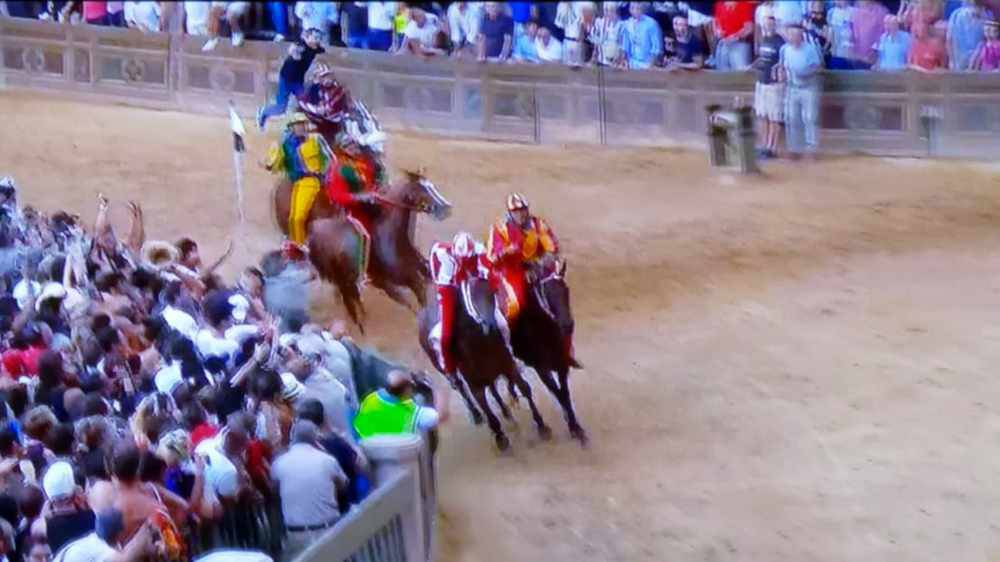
3,91,1000,562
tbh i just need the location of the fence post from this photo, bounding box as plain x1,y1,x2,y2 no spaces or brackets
362,434,429,562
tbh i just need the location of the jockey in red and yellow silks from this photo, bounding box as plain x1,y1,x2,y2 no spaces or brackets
429,232,493,376
487,193,559,323
264,113,335,246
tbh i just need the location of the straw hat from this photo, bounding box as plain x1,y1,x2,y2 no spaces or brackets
141,240,180,269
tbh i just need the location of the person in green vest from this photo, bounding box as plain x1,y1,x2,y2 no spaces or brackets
354,370,450,440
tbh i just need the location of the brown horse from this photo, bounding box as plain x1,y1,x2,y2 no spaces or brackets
510,259,588,445
418,277,551,451
273,171,451,332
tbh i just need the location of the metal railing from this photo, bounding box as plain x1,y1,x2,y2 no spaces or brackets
3,15,1000,158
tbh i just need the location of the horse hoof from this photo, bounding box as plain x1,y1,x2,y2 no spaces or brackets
495,434,511,452
571,427,589,447
538,425,553,441
470,411,484,426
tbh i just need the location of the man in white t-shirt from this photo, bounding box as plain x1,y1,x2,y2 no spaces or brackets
535,26,564,62
193,416,250,500
448,1,483,56
123,1,160,32
367,2,398,52
184,0,209,35
399,7,443,57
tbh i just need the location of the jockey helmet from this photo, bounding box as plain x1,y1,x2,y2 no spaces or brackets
287,112,310,127
453,232,476,259
506,193,529,212
311,62,335,81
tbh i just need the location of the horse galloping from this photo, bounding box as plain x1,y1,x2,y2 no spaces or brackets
418,277,550,451
273,171,451,332
511,258,588,445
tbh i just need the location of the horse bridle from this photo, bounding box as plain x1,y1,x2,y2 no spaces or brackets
532,267,562,322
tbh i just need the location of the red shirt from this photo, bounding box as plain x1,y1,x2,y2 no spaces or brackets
910,37,948,70
83,1,108,21
190,422,219,448
3,346,46,378
715,1,757,40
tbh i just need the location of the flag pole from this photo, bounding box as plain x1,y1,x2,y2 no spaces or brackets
228,101,247,224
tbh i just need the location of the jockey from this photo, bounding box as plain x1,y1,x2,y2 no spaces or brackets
429,232,494,377
487,193,559,323
327,131,376,283
264,112,335,247
299,63,352,130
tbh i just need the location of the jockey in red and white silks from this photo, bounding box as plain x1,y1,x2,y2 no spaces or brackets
429,232,509,376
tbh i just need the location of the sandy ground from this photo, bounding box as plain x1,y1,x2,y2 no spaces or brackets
3,91,1000,562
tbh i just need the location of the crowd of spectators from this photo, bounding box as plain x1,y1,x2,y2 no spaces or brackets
2,1,999,70
0,174,447,562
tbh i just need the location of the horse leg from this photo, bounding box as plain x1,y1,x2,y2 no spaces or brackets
470,384,509,452
454,374,483,425
377,281,417,314
533,368,580,443
489,382,512,420
509,371,552,441
556,368,587,446
339,283,366,335
405,269,428,308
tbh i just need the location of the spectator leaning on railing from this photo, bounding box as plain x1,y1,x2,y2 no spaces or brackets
971,18,1000,69
909,20,950,69
184,0,209,36
591,1,626,66
947,0,994,69
664,14,706,70
448,1,484,58
342,1,369,49
853,0,891,68
295,1,339,46
826,0,858,69
478,2,515,62
366,1,397,52
513,19,541,63
621,2,663,69
398,6,445,58
536,25,564,63
873,14,913,70
713,0,756,70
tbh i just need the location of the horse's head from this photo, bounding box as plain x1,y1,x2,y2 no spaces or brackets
536,258,575,338
397,170,452,221
461,276,497,335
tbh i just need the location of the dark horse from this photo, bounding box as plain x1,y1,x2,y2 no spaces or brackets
511,258,588,445
273,172,451,332
418,277,551,451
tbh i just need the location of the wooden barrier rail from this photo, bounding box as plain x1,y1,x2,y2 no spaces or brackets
3,16,1000,157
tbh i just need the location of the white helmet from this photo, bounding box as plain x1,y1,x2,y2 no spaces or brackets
452,232,475,259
